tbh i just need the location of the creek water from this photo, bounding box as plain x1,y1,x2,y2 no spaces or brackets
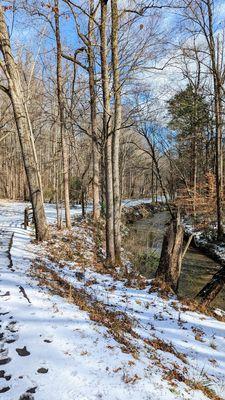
125,211,225,310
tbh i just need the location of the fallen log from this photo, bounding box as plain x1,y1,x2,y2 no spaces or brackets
196,267,225,307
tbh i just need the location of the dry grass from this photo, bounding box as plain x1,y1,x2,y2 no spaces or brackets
186,379,223,400
145,337,187,364
164,368,223,399
177,298,225,323
149,278,174,298
45,221,149,291
31,261,139,358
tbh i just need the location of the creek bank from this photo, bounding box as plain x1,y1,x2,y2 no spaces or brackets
122,202,225,269
122,202,168,224
184,224,225,267
123,208,225,309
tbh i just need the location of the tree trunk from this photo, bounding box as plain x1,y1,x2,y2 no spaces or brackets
156,215,184,292
214,85,223,239
0,5,48,241
192,128,197,217
54,0,71,229
196,267,225,307
88,0,100,222
148,139,173,217
111,0,122,264
81,188,86,219
151,162,154,202
206,0,224,240
100,0,115,264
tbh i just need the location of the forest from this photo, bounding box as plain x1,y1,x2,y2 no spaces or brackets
0,1,225,399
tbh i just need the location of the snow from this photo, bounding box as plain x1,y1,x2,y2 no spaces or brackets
0,200,225,399
122,196,167,208
0,197,165,226
185,223,225,265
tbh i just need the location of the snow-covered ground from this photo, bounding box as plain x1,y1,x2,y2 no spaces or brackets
0,200,225,400
0,197,163,226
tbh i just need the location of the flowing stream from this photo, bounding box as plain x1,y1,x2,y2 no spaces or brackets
125,211,225,310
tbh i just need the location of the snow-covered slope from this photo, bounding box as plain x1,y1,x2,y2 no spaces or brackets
0,201,225,400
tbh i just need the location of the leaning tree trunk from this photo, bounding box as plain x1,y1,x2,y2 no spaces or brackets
0,5,48,241
196,267,225,307
100,0,115,264
156,215,184,292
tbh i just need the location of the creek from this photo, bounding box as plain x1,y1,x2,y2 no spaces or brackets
125,211,225,309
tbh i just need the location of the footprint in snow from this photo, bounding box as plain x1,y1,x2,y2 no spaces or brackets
16,346,30,357
0,370,11,381
26,386,37,394
6,321,18,333
0,357,11,365
6,336,18,344
19,394,34,400
0,386,10,393
0,291,10,297
37,367,48,374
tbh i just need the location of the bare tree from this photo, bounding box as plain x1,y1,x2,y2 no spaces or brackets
54,0,71,229
62,0,101,222
111,0,122,264
0,5,48,241
88,0,101,221
182,0,225,238
100,0,115,264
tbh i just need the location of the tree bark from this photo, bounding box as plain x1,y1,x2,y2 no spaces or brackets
192,127,197,217
100,0,115,264
196,266,225,307
156,215,184,292
0,5,48,241
111,0,122,264
88,0,100,222
206,0,224,240
54,0,71,229
214,84,223,239
81,188,86,219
